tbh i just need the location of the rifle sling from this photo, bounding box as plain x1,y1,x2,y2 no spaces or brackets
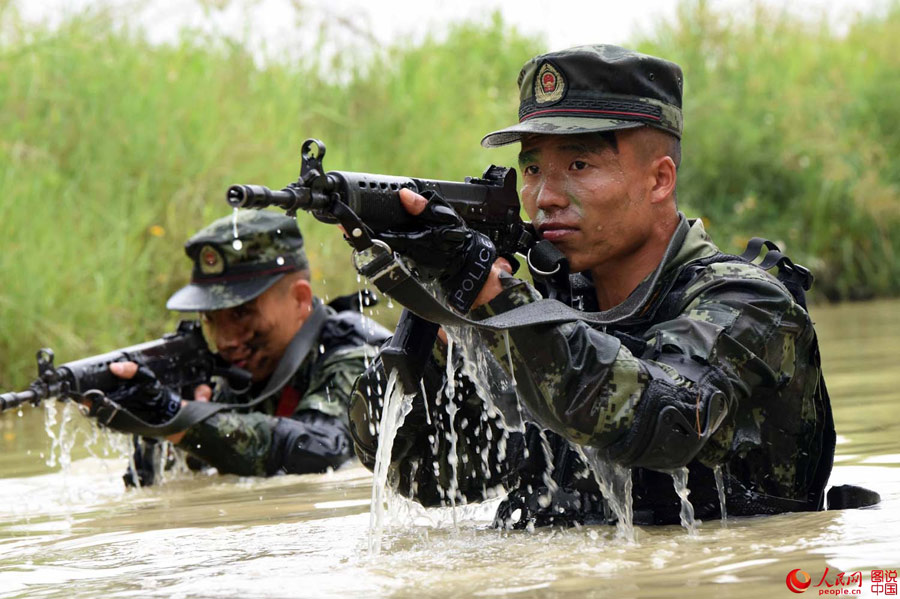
360,215,689,331
99,302,330,437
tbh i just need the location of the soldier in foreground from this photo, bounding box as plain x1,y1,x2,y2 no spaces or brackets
349,45,838,526
113,211,389,484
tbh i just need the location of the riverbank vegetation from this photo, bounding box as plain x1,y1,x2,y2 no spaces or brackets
1,1,898,388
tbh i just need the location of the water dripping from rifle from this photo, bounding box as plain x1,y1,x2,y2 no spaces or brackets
231,208,242,250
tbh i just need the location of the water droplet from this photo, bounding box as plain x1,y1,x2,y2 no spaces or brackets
232,239,243,251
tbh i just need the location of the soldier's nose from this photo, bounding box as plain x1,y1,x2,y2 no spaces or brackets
215,321,252,350
534,178,569,212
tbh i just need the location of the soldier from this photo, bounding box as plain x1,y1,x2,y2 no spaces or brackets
112,210,390,485
349,45,837,527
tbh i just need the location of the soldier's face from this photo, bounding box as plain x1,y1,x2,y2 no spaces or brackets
519,131,656,275
202,277,312,381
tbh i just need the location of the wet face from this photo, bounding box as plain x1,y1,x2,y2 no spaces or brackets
201,276,311,381
518,131,658,275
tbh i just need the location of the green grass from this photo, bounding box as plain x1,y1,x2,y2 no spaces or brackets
636,0,900,300
0,4,540,389
1,0,899,390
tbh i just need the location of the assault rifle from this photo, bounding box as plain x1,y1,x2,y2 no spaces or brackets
225,138,535,261
225,139,541,392
0,321,250,427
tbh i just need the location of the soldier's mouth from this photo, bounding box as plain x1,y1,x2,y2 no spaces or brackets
225,340,263,370
228,349,255,369
537,223,579,243
540,228,578,242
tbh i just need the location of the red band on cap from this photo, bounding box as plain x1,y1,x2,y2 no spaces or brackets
521,108,662,122
192,264,298,284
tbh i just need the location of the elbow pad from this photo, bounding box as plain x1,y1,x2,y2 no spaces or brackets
347,348,445,472
348,356,392,470
268,411,352,475
606,376,730,471
349,381,379,470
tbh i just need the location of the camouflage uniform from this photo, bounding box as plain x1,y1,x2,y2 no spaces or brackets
132,211,388,482
351,216,834,525
348,45,835,526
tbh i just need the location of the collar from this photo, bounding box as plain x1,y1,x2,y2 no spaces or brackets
664,214,720,277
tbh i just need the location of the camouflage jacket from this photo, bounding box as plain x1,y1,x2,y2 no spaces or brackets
177,304,388,477
350,215,835,526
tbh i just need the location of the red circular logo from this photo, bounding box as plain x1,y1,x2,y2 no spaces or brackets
786,569,812,593
541,72,557,93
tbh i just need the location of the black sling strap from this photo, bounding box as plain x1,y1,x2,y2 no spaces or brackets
356,216,691,331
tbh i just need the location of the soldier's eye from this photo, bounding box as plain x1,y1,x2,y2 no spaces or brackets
231,305,251,319
571,160,587,171
524,165,540,176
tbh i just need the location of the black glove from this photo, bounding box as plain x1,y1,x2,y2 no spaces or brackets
377,190,497,313
101,365,182,425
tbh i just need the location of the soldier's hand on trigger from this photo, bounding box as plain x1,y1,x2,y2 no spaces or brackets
398,189,512,309
109,362,212,402
109,362,211,443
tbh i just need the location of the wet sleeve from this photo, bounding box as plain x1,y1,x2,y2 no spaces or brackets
479,263,809,470
176,409,352,476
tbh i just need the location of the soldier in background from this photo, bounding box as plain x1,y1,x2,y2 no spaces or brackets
349,45,837,527
113,211,389,485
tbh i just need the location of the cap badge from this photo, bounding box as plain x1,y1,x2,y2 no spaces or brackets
199,244,225,275
534,62,565,105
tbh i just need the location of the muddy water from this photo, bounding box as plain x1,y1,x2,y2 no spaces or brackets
1,300,899,598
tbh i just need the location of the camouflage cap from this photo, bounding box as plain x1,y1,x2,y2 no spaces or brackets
481,44,683,148
166,210,309,312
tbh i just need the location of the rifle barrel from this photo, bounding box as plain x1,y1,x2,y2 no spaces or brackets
226,185,301,210
0,389,38,412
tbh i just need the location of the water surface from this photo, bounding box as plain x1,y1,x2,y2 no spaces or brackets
1,300,899,598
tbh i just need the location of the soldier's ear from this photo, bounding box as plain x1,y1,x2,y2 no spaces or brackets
289,277,313,311
649,155,677,204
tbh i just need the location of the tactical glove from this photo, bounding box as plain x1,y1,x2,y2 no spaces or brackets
377,190,497,313
100,365,182,425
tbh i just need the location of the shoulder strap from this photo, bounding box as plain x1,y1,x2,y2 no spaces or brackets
740,237,814,309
